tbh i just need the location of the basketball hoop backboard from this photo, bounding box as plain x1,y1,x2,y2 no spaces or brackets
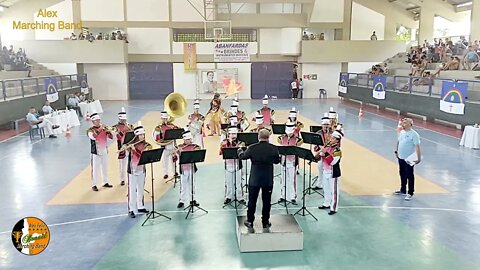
204,21,232,41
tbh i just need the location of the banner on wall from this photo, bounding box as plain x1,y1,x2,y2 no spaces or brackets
338,73,348,94
440,80,467,115
183,43,197,71
45,78,58,103
303,74,317,80
372,75,386,100
79,74,89,94
214,42,250,62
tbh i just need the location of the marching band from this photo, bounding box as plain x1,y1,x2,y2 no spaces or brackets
86,94,344,218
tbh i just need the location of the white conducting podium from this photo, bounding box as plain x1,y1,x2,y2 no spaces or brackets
236,214,304,252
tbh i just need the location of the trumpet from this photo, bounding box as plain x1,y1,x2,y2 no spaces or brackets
118,140,144,153
100,124,117,133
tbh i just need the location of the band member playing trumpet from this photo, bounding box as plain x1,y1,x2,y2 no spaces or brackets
188,100,205,148
286,107,304,136
87,113,114,191
113,107,134,186
313,113,332,190
153,111,179,179
220,126,246,205
317,130,343,215
277,121,303,204
226,100,249,132
172,130,202,208
126,122,152,218
253,95,275,127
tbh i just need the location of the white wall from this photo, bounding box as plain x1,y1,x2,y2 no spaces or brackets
310,0,344,22
34,0,73,40
173,63,251,100
259,29,282,54
351,2,385,40
260,3,301,14
281,28,302,55
348,62,377,73
81,0,124,21
127,28,171,54
84,64,128,100
39,63,77,75
171,0,206,21
301,63,342,99
126,0,169,21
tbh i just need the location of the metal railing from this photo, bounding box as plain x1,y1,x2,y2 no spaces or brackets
173,33,257,42
346,73,480,102
0,74,85,101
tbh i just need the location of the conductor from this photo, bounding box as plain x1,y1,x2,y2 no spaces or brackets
238,129,281,233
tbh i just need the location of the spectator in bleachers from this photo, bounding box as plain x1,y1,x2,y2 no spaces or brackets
70,33,77,40
462,46,479,70
432,56,460,77
42,100,54,115
319,33,325,40
302,31,309,40
370,31,377,40
96,33,103,40
111,32,117,40
26,107,60,138
309,34,315,40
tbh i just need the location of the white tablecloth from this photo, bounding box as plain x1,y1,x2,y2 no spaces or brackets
460,126,480,149
79,100,103,116
44,110,80,134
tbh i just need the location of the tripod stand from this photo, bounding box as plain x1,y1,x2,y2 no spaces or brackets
180,149,208,219
301,131,325,197
138,148,171,226
164,128,184,188
237,132,259,194
271,146,297,214
293,147,318,221
222,147,246,214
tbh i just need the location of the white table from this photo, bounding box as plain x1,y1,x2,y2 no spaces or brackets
44,110,80,134
79,100,103,116
460,125,480,149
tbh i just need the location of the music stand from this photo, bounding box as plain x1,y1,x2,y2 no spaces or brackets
271,146,297,214
301,131,324,197
139,148,171,226
237,132,258,193
293,146,318,221
272,124,286,135
164,128,184,187
221,123,229,130
310,126,322,133
180,149,208,219
221,148,245,214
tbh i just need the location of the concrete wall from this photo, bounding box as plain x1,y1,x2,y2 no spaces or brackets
301,63,342,98
351,2,385,40
83,64,129,100
310,0,344,23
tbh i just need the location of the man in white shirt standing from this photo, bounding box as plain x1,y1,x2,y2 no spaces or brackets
394,118,422,201
290,79,298,100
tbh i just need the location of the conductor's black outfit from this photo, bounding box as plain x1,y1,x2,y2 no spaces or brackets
238,141,281,226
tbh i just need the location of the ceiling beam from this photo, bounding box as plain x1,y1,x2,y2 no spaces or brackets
215,0,314,3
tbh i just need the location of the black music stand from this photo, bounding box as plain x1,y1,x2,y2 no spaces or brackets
272,124,286,135
301,131,324,197
140,148,171,226
293,146,318,221
164,128,184,187
221,123,229,130
271,146,297,214
180,149,208,219
310,126,322,133
221,148,245,214
237,132,258,193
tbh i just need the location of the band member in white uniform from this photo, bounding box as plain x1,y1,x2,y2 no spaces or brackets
153,111,179,179
220,126,246,204
188,100,205,148
87,113,114,191
277,121,303,204
318,130,343,215
113,107,134,186
253,95,275,128
313,113,332,190
126,122,152,218
173,130,202,208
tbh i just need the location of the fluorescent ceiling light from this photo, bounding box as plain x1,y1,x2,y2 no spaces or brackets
456,2,472,8
0,7,4,12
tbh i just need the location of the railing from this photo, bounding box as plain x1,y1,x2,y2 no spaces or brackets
346,73,480,102
0,74,85,101
173,33,257,42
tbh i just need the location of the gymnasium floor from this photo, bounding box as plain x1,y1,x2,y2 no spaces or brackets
0,98,479,270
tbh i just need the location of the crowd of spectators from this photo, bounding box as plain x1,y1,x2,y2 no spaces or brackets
370,63,389,75
302,31,325,41
406,37,479,77
0,45,32,75
69,30,129,43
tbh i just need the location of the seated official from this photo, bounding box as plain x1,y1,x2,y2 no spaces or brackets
42,100,54,115
26,107,60,138
67,94,82,117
